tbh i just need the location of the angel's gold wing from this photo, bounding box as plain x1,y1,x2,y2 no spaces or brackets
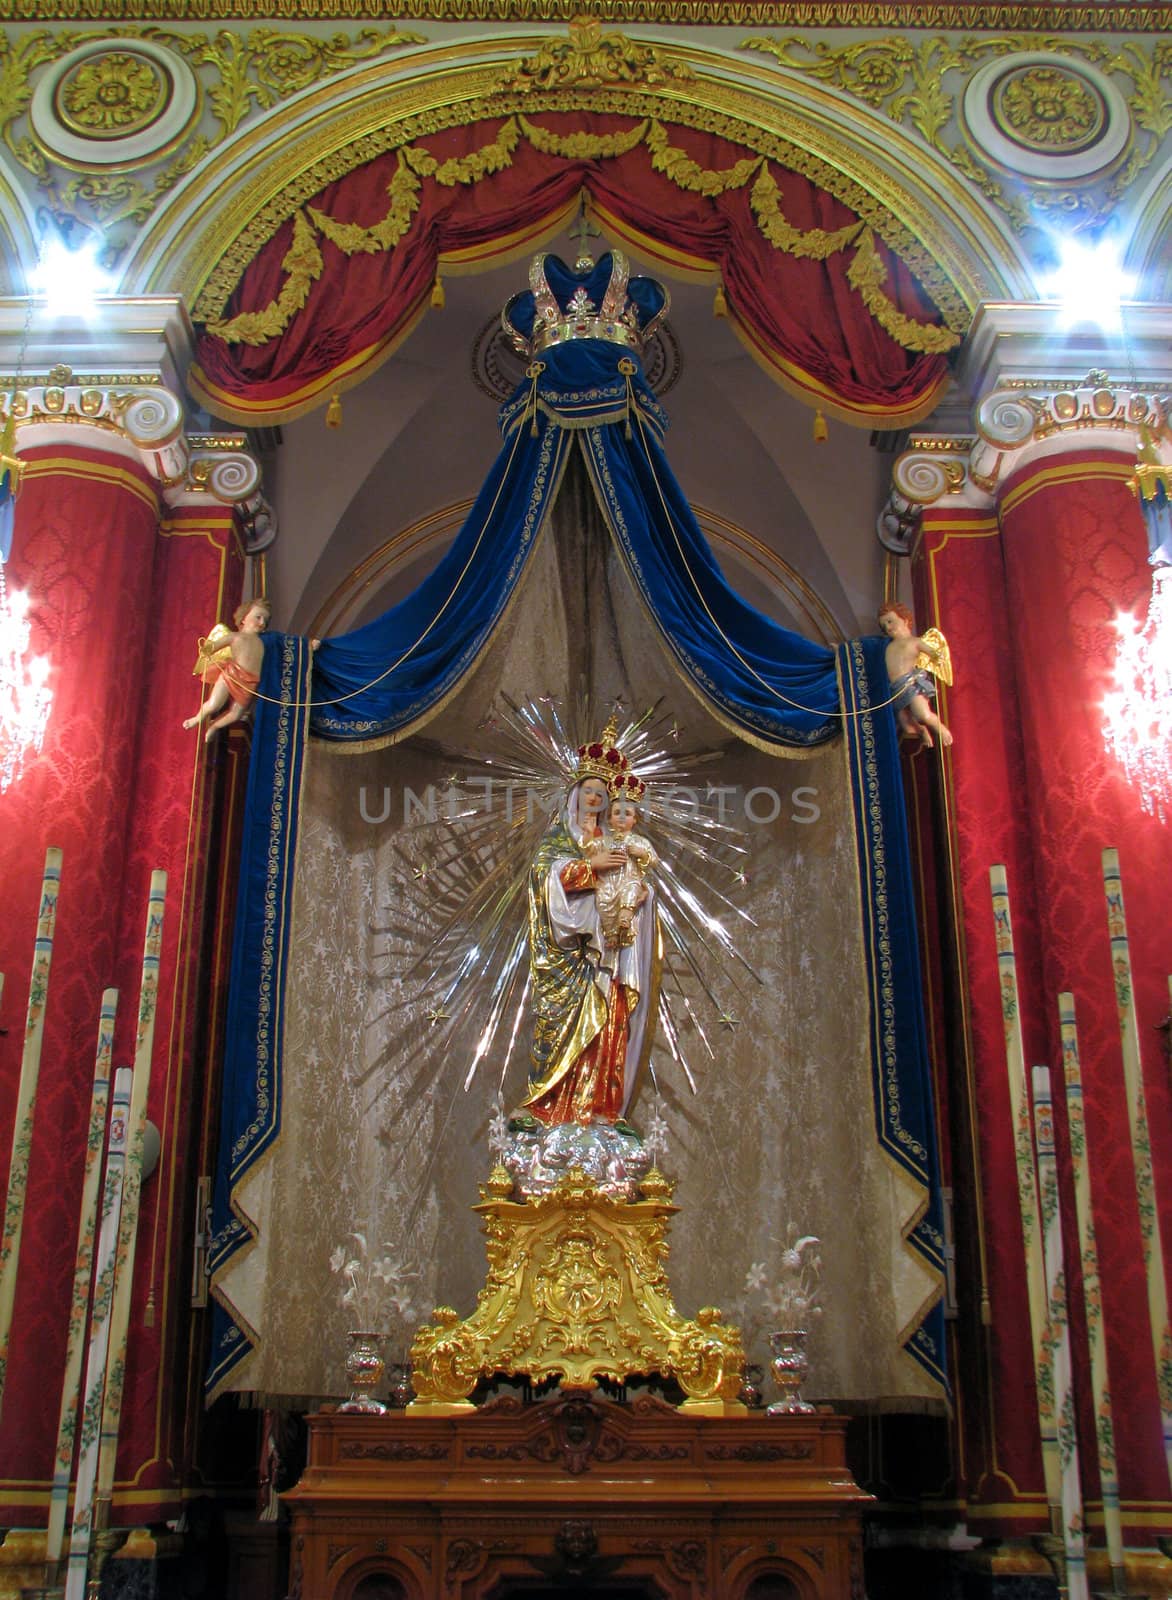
915,627,953,686
193,622,233,677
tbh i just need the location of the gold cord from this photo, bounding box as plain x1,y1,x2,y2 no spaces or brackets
191,374,912,734
626,397,908,722
189,400,534,722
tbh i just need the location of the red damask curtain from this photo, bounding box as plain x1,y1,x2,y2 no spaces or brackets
191,113,957,427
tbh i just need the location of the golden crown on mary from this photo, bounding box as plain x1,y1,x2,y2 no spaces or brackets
575,714,629,785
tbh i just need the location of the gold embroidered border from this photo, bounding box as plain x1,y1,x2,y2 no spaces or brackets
204,109,960,354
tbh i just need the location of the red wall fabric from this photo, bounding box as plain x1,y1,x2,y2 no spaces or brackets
0,457,243,1521
913,464,1172,1540
192,112,952,425
999,453,1172,1519
0,446,161,1501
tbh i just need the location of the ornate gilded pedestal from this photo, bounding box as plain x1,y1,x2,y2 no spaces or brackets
409,1165,744,1412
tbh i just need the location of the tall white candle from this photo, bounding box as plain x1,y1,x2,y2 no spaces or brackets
1102,850,1172,1490
1031,1065,1088,1600
0,846,63,1419
45,989,118,1582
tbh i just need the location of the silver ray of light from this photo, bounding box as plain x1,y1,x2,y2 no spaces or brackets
369,695,759,1125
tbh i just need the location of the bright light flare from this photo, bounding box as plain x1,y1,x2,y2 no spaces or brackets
0,562,53,791
1038,237,1136,330
30,236,115,319
1102,567,1172,822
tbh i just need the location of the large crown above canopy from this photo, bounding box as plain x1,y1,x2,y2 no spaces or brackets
503,250,669,360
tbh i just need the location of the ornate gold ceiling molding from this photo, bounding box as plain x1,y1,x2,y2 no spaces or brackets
0,24,426,248
0,2,1166,27
742,33,1170,239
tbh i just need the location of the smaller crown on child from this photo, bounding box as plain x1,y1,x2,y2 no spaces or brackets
608,770,646,802
576,715,629,785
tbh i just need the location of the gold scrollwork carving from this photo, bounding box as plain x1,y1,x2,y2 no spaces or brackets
0,2,1160,22
742,31,1170,237
0,24,425,237
497,16,694,94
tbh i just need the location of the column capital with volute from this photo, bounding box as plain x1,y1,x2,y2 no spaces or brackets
0,295,275,551
878,302,1172,555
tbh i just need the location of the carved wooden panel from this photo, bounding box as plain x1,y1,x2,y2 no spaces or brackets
284,1396,868,1599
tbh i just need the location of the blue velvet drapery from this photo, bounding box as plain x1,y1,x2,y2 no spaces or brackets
207,336,946,1397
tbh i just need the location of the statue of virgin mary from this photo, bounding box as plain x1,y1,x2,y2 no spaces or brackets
522,724,660,1130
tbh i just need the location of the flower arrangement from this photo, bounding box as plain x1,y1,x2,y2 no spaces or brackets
329,1232,419,1332
744,1227,822,1331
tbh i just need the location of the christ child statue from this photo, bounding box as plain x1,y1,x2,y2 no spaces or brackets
590,774,657,950
184,597,271,742
878,601,954,749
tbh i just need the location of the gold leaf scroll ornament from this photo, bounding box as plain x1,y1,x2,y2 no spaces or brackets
499,15,694,94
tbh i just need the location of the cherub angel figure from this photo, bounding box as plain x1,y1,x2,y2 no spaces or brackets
878,601,954,748
184,597,271,742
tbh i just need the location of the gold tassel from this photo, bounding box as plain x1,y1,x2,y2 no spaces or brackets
812,408,829,444
144,1288,155,1328
713,281,728,318
325,392,343,430
431,275,446,310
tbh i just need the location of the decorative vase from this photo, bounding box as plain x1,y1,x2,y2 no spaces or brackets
339,1331,388,1413
738,1362,765,1409
766,1328,815,1415
386,1359,414,1409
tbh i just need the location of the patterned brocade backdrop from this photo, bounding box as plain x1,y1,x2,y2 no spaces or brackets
0,453,243,1517
914,459,1172,1533
215,483,943,1407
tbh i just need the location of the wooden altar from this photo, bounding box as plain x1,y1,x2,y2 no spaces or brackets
283,1391,870,1599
